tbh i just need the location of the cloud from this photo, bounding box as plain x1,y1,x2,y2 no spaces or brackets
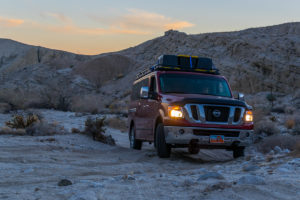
20,9,194,36
42,12,71,23
0,17,24,27
90,9,195,34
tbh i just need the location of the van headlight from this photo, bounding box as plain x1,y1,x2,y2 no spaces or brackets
244,110,253,122
168,106,184,118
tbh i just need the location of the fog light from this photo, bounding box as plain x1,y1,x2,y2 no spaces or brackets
179,129,185,134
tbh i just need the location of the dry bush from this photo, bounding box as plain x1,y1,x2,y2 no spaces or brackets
71,94,104,113
293,116,300,135
83,117,115,145
0,88,43,110
253,107,270,124
106,117,127,132
256,135,300,153
290,141,300,157
285,118,295,129
71,128,81,133
254,120,280,136
0,102,11,113
5,114,40,129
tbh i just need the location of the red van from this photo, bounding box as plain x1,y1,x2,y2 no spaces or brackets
128,55,253,158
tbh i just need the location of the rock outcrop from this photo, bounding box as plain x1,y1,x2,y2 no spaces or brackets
0,22,299,112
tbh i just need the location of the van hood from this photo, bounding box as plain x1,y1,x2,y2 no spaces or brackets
162,93,248,108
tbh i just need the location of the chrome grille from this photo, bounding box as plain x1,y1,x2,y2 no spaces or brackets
184,104,245,125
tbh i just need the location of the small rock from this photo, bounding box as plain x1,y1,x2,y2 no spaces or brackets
182,179,194,187
274,146,282,154
265,155,274,162
203,182,231,192
58,179,72,186
242,164,259,172
198,172,224,181
282,149,290,154
122,175,135,181
237,175,266,185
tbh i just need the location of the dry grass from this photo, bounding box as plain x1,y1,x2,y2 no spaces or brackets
106,117,127,132
256,135,300,153
254,120,280,136
285,118,295,129
0,127,26,135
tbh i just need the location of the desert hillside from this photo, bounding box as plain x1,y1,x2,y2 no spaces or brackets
0,22,300,113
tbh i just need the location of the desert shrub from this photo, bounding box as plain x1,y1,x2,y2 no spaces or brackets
285,117,295,129
0,102,12,113
71,94,104,113
293,116,300,134
254,121,280,136
257,135,300,153
84,117,115,145
271,106,285,113
266,93,276,102
5,114,40,129
253,107,270,124
71,128,81,133
290,140,300,157
284,106,295,115
106,117,127,132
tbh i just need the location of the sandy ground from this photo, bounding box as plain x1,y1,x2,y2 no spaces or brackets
0,110,300,200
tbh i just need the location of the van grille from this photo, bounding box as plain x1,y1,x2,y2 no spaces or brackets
185,104,245,125
204,106,229,122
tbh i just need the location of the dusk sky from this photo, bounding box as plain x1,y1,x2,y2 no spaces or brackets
0,0,299,55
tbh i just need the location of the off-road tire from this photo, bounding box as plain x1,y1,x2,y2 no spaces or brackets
155,123,171,158
233,146,245,158
188,143,200,154
129,125,142,150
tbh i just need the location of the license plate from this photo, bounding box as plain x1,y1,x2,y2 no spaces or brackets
210,135,224,143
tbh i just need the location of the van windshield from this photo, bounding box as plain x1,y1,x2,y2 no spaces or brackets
159,73,232,97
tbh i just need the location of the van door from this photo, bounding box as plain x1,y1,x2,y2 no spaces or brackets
142,76,159,141
134,77,150,140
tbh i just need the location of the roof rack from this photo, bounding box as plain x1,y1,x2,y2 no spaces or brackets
136,55,219,80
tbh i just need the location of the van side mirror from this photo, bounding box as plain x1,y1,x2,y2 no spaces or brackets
233,92,245,101
140,86,149,99
238,93,245,101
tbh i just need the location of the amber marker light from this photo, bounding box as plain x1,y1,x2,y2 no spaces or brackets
168,106,184,118
245,110,253,122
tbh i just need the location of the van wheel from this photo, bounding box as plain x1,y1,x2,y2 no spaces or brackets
129,126,142,150
155,123,171,158
233,147,245,158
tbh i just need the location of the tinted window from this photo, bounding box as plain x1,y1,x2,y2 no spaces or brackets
159,73,231,97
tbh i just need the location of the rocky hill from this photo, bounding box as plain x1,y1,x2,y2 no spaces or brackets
0,22,300,113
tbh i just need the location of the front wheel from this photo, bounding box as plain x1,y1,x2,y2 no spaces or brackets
129,125,142,150
155,123,171,158
233,146,245,158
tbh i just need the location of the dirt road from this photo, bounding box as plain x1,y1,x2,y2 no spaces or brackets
0,110,299,200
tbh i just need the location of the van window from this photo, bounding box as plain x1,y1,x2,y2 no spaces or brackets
131,78,149,100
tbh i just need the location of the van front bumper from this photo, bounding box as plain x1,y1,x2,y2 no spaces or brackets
164,126,253,147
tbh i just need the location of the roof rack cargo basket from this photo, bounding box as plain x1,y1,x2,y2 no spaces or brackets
136,54,219,80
